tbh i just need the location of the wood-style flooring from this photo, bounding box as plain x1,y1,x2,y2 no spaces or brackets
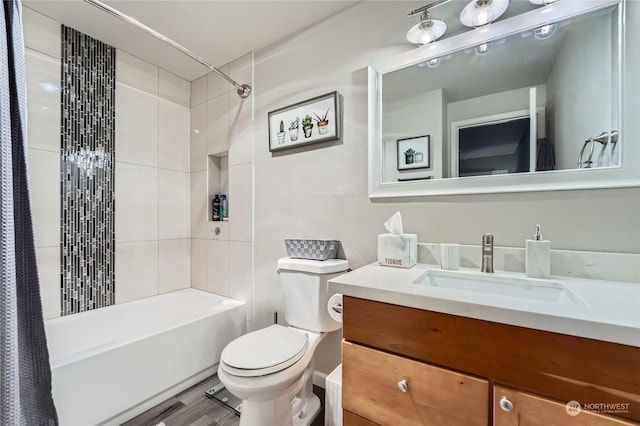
122,374,325,426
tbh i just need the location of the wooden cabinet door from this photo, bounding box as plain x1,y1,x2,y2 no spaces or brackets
344,410,380,426
342,341,488,426
494,385,638,426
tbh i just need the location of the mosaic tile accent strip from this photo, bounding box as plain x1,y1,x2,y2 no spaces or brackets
61,26,115,315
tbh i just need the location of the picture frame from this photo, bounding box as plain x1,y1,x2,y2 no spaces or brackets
268,91,341,152
397,135,430,171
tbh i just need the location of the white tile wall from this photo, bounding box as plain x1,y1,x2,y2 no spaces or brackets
116,51,158,95
190,239,207,291
112,51,192,305
207,94,230,155
115,162,159,242
190,75,208,107
208,64,231,100
22,7,61,58
159,239,190,293
190,171,207,239
24,10,193,313
190,54,253,311
207,221,230,240
229,163,253,242
190,102,207,172
36,246,60,320
115,82,159,167
228,93,252,166
159,99,190,172
28,149,60,248
25,50,60,152
24,9,63,319
206,240,230,296
230,241,253,321
228,54,253,166
115,241,159,304
159,169,190,239
229,53,252,87
159,69,190,107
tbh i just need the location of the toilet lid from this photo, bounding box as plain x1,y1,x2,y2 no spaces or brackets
221,325,309,377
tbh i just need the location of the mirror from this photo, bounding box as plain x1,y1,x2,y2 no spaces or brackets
368,0,640,199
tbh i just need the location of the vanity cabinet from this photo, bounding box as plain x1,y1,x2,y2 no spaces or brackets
341,296,640,425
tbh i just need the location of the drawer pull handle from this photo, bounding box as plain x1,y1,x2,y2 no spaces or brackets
397,379,408,393
499,396,514,412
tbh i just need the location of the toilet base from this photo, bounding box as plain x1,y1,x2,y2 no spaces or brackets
293,394,321,426
239,393,320,426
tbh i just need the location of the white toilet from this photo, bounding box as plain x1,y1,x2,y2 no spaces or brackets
217,256,349,426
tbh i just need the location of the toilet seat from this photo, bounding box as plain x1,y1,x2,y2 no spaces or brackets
220,325,309,377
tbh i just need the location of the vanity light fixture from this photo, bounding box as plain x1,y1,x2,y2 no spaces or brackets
460,0,510,27
407,11,447,46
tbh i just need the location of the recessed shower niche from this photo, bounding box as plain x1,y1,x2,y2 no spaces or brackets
207,153,229,219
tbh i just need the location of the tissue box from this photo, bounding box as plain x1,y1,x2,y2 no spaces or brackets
378,233,417,268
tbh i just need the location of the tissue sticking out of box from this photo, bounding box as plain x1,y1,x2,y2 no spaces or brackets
384,211,403,234
378,211,417,268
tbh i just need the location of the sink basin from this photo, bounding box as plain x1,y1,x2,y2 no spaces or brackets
414,269,585,305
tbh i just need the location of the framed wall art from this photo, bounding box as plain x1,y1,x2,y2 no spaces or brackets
397,135,430,171
268,91,341,152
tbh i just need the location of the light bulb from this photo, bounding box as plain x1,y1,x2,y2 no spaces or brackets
474,42,493,55
472,8,494,26
534,23,557,40
417,29,436,45
426,57,442,68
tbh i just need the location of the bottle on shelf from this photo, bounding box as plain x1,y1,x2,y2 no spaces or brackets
212,194,221,221
220,194,228,220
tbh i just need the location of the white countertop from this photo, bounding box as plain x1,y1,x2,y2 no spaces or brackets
328,262,640,347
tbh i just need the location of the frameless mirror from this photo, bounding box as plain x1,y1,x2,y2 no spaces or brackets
368,0,640,199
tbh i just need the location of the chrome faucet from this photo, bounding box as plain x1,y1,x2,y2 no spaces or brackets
481,234,494,273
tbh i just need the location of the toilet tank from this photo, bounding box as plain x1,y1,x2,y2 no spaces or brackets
277,257,349,333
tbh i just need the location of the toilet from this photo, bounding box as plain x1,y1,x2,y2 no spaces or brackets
217,256,349,426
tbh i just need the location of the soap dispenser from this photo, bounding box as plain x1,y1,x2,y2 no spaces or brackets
525,224,550,279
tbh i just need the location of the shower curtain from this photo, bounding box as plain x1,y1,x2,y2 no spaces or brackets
1,0,59,424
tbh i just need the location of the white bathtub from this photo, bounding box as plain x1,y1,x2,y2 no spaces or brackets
45,288,245,426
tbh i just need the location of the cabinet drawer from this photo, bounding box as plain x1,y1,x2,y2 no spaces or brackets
342,341,488,426
344,410,379,426
494,385,639,426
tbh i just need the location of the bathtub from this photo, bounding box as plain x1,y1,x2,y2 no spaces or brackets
45,288,245,426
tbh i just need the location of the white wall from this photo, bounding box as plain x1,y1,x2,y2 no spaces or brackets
189,54,254,331
252,1,640,376
24,8,191,319
383,89,444,181
547,11,616,169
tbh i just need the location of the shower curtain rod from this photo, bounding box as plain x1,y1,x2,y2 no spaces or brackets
83,0,251,98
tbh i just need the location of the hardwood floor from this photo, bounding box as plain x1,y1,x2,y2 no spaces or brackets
123,375,326,426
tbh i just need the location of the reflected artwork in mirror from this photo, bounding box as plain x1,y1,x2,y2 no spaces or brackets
369,0,640,199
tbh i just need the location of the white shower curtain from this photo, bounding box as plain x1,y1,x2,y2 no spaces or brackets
1,0,58,424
